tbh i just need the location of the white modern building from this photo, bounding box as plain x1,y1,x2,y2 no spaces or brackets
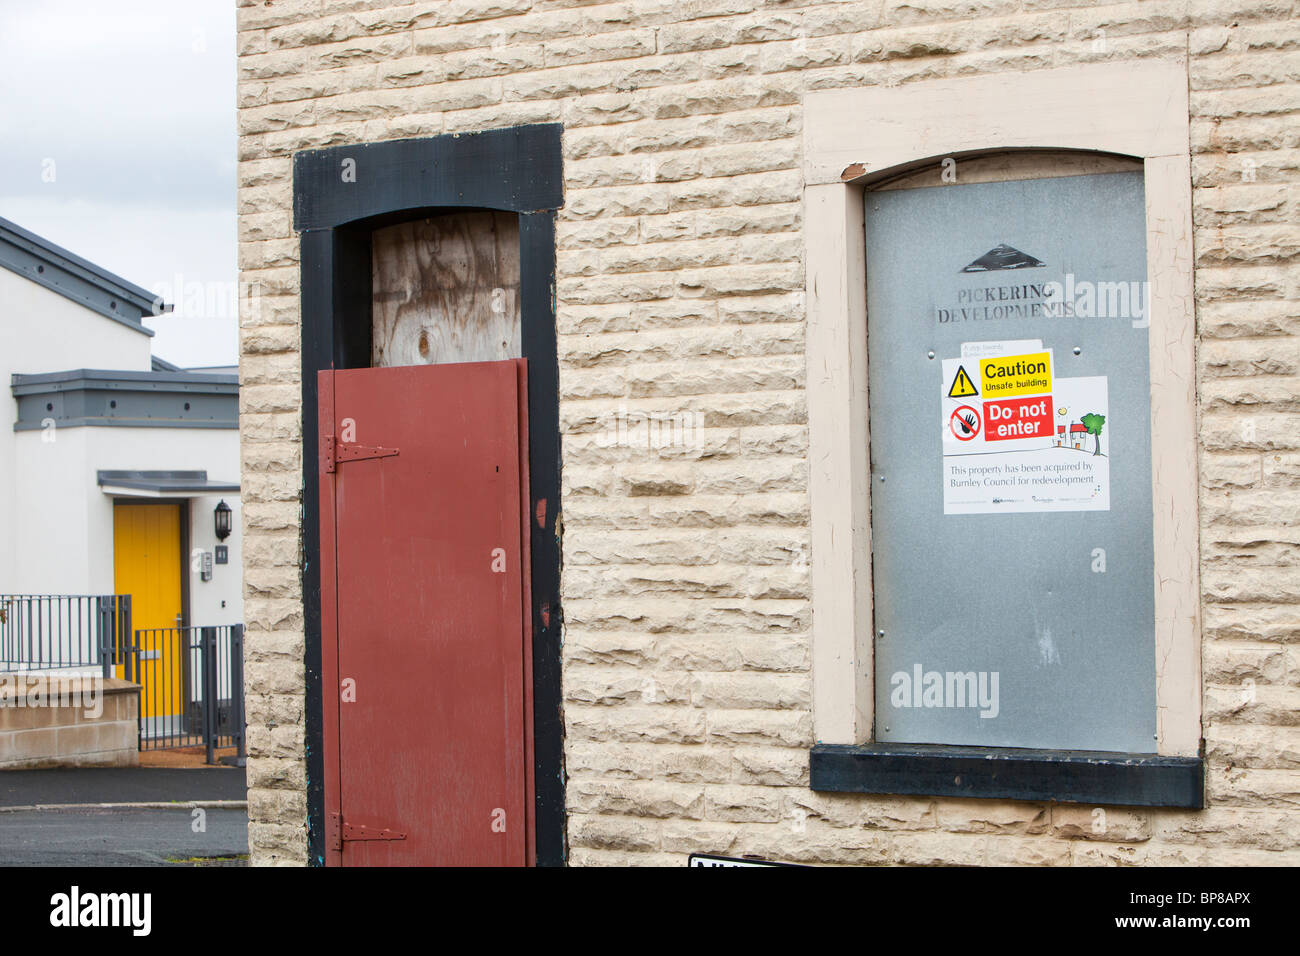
0,215,243,673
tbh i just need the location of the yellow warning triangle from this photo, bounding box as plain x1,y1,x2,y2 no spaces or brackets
947,365,979,398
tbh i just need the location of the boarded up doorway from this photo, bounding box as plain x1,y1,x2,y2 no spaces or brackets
320,208,535,865
294,124,566,866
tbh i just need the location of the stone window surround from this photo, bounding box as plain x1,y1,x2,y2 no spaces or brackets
802,60,1202,785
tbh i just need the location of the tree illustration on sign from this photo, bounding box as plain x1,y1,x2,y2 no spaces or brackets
1081,412,1106,456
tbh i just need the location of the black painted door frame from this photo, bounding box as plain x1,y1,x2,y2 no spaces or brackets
291,124,565,866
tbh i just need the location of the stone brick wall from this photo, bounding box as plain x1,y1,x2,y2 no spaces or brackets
0,678,139,770
236,0,1300,864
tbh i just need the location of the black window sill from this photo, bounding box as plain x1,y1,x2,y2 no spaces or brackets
810,742,1204,808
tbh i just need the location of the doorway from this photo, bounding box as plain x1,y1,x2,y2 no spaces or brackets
113,501,186,724
294,124,566,864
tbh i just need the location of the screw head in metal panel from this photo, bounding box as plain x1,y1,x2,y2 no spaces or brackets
1073,346,1082,355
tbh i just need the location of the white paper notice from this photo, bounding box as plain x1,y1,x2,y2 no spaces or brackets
959,338,1042,359
942,343,1110,515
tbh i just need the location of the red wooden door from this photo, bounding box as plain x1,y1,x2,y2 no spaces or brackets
319,360,533,866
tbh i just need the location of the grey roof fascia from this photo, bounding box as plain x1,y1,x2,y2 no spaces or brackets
0,216,171,334
12,368,239,431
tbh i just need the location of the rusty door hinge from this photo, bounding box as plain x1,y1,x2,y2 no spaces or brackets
321,435,400,473
327,811,407,851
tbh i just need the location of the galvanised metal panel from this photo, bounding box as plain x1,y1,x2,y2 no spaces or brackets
865,171,1156,753
320,360,532,865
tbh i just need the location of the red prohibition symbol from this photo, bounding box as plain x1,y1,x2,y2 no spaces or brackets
950,405,981,441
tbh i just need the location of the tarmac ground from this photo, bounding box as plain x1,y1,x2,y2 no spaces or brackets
0,763,247,866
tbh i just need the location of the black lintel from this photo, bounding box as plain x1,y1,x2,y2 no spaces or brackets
292,124,564,232
810,742,1204,808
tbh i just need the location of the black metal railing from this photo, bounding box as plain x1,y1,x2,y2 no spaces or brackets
0,594,131,677
133,624,245,765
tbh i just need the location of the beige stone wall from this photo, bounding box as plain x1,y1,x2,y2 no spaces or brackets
236,0,1300,865
0,678,139,770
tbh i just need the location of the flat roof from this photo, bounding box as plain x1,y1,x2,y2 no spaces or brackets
97,470,240,497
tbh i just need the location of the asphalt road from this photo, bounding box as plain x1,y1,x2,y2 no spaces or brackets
0,768,245,807
0,806,247,866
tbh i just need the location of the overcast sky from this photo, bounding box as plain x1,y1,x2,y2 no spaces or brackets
0,0,237,367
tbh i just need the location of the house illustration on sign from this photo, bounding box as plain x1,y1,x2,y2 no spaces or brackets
1053,423,1090,449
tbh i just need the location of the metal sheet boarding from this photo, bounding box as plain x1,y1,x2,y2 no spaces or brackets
864,171,1156,753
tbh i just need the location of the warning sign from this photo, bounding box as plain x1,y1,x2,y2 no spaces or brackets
949,405,980,441
940,341,1110,515
978,351,1052,398
947,365,979,398
985,395,1053,441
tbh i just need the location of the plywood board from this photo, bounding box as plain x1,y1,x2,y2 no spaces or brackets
371,211,521,367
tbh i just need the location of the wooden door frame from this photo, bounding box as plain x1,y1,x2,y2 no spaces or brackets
292,125,565,866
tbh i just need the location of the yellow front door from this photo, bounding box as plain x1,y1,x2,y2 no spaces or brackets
113,502,184,723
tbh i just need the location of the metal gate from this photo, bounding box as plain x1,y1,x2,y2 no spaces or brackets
319,360,533,866
134,624,246,765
